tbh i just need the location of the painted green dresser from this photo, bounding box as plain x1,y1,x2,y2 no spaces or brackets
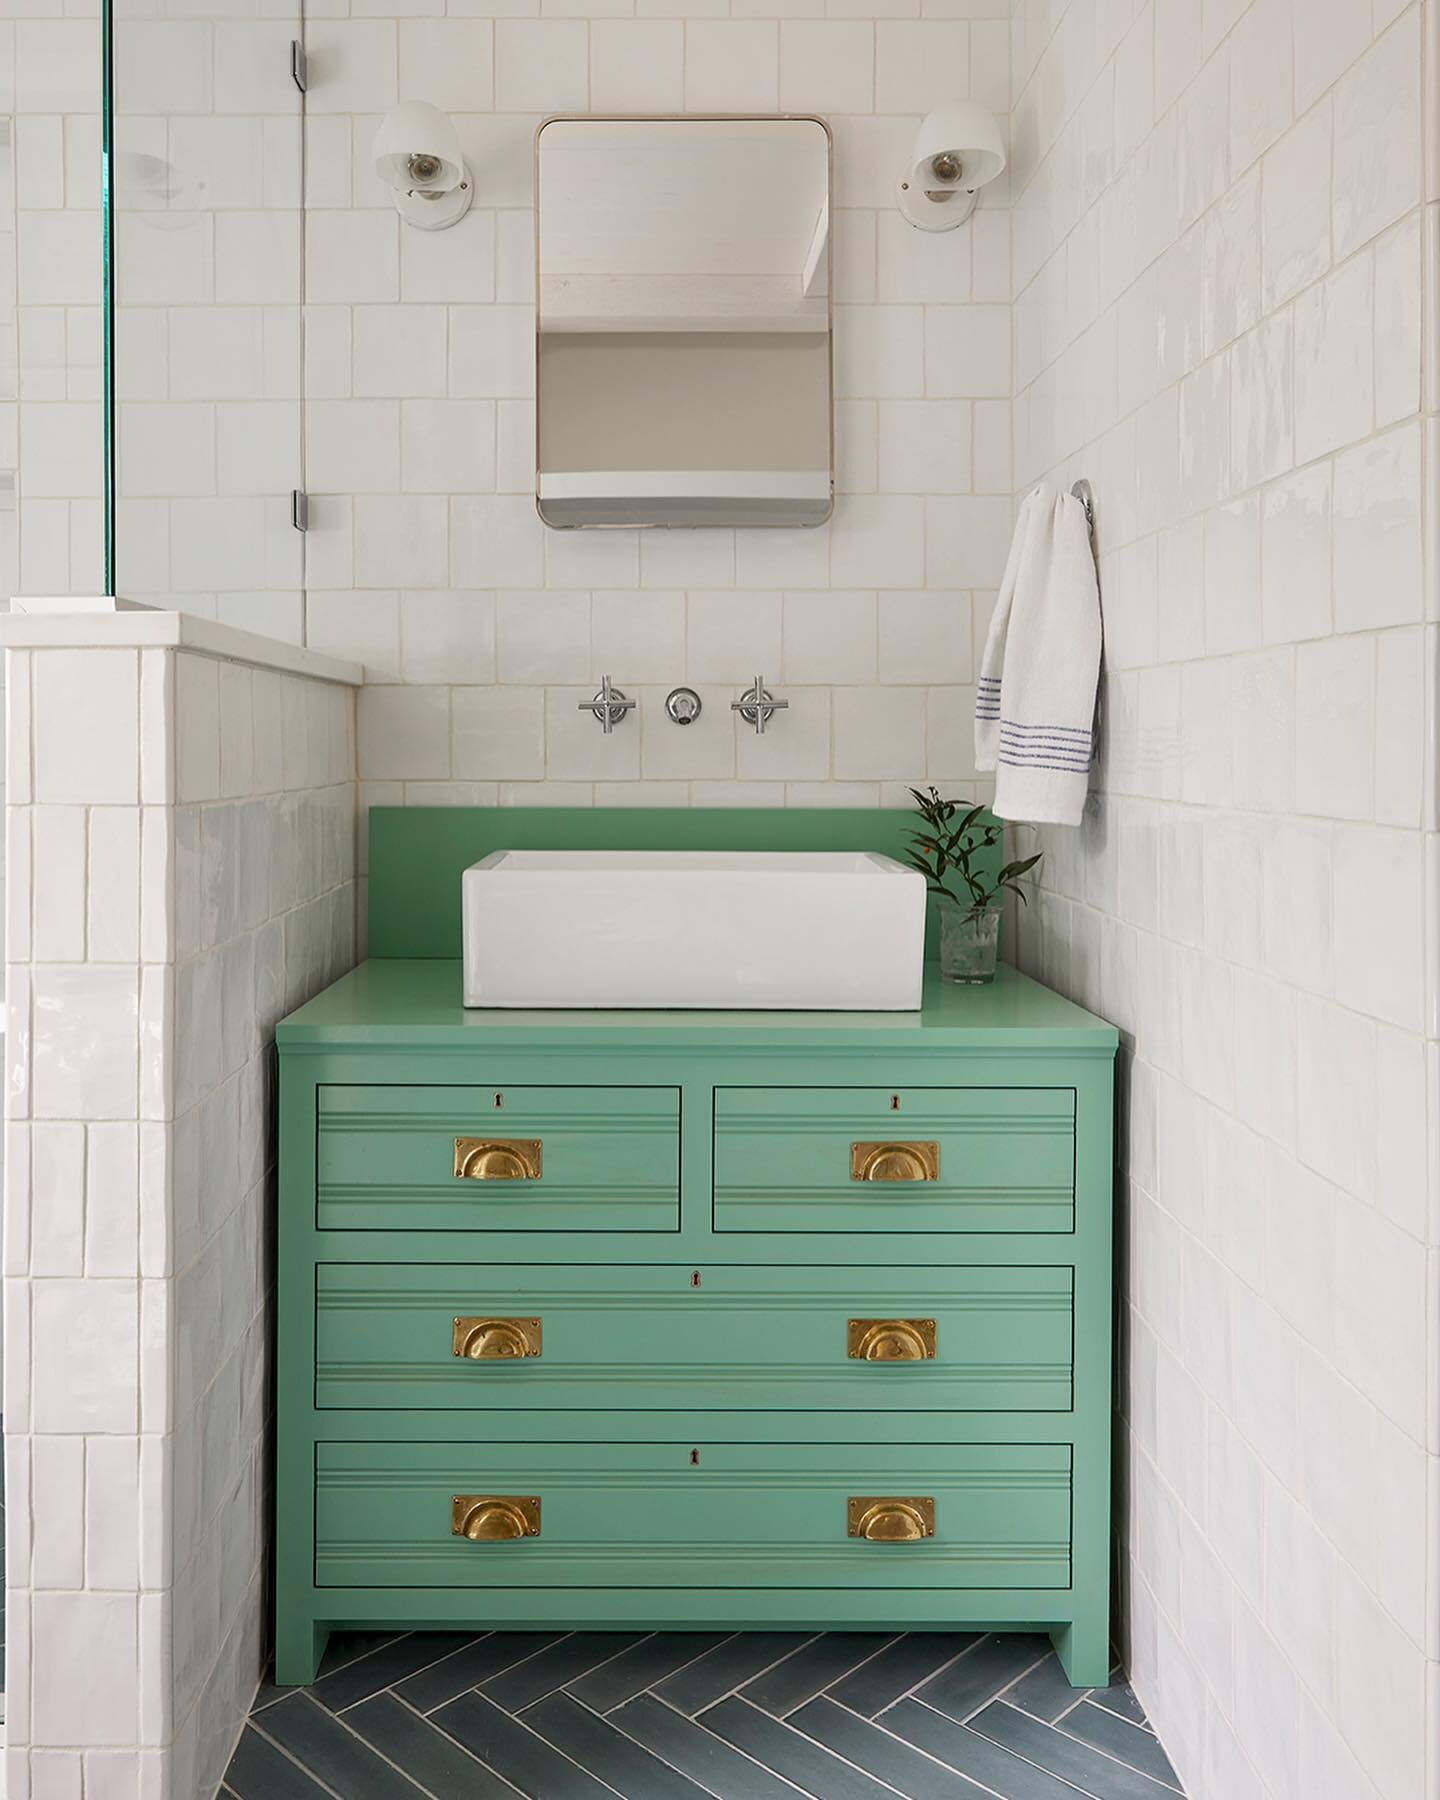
274,809,1118,1687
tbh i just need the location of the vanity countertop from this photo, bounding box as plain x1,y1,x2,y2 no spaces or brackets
277,957,1117,1051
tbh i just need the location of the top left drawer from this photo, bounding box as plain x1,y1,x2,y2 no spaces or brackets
316,1086,681,1232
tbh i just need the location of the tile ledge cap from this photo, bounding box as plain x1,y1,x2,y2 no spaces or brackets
2,599,363,686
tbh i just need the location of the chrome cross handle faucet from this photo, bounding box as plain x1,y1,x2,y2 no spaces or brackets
732,675,789,735
580,675,636,734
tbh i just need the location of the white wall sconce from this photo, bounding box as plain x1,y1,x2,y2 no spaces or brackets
897,102,1006,232
373,100,473,230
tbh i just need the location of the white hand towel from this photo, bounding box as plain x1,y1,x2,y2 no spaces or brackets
974,483,1101,828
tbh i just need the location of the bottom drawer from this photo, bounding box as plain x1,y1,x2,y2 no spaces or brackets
315,1440,1071,1592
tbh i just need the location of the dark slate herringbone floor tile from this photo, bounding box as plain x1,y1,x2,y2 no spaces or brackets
480,1632,649,1712
652,1633,818,1716
740,1633,899,1717
1060,1701,1182,1790
908,1635,1050,1724
889,1698,1104,1798
608,1694,811,1799
1002,1652,1089,1724
228,1631,1188,1799
1090,1680,1149,1728
564,1632,735,1713
344,1691,525,1798
432,1691,621,1798
394,1632,567,1714
312,1632,479,1713
698,1696,905,1800
258,1694,431,1799
787,1697,995,1798
825,1634,981,1718
968,1701,1180,1799
226,1726,338,1800
523,1692,716,1799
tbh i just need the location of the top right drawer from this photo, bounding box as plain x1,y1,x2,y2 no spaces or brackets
714,1087,1076,1234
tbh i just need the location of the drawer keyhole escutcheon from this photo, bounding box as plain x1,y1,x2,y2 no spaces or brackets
453,1137,542,1181
451,1495,541,1540
850,1141,939,1182
848,1318,937,1361
452,1317,542,1359
848,1497,935,1541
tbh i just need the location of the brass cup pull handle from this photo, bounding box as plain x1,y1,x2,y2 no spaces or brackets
452,1317,542,1359
848,1318,937,1361
451,1495,541,1541
454,1137,542,1181
850,1141,939,1183
848,1497,935,1541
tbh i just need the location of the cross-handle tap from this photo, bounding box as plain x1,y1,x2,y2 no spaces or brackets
580,675,636,734
732,675,789,736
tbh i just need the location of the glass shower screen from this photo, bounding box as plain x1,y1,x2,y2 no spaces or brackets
105,1,304,624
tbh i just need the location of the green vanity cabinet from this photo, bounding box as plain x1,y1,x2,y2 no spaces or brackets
273,809,1118,1690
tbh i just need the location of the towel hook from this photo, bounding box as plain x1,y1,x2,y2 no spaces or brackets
1070,479,1095,532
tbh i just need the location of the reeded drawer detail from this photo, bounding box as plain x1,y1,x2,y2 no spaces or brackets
316,1085,680,1232
714,1087,1076,1234
314,1441,1072,1592
314,1264,1076,1413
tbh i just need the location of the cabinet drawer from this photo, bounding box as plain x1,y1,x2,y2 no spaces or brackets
714,1087,1075,1234
316,1085,680,1232
314,1440,1071,1591
315,1264,1075,1413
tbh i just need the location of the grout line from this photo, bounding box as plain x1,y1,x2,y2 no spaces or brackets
644,1693,814,1799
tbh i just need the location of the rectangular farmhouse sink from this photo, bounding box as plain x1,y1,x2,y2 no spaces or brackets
462,849,926,1010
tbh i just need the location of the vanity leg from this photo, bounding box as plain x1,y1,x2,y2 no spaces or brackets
1050,1620,1111,1689
274,1617,329,1688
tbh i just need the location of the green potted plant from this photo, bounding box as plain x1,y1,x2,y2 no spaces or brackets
902,787,1042,984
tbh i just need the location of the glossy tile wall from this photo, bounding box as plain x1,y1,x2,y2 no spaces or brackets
8,3,104,599
1007,2,1434,1796
2,633,359,1797
295,13,1014,819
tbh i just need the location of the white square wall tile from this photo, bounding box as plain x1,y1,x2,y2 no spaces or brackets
779,22,874,113
34,651,139,806
1332,422,1422,634
496,21,588,110
683,22,779,111
32,1280,140,1434
453,684,545,780
1332,11,1421,262
782,592,876,684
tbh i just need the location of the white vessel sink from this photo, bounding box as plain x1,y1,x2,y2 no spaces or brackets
462,849,926,1010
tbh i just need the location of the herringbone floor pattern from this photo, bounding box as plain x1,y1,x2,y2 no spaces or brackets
224,1631,1184,1798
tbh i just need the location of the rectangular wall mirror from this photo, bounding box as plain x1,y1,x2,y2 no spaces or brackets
536,116,833,529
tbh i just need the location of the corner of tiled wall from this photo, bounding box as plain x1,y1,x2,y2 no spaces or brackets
1008,1,1436,1795
3,639,357,1798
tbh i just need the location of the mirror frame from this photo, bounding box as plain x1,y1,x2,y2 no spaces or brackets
533,113,835,530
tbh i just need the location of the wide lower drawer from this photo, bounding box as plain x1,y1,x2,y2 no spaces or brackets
714,1086,1076,1234
316,1085,680,1232
314,1264,1076,1412
314,1441,1072,1590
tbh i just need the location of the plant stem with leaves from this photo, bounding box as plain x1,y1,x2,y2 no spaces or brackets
902,787,1042,920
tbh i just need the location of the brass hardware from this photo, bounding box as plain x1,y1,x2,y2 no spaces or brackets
848,1497,935,1541
848,1318,937,1361
454,1137,542,1181
451,1495,541,1540
452,1317,542,1359
850,1141,939,1182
